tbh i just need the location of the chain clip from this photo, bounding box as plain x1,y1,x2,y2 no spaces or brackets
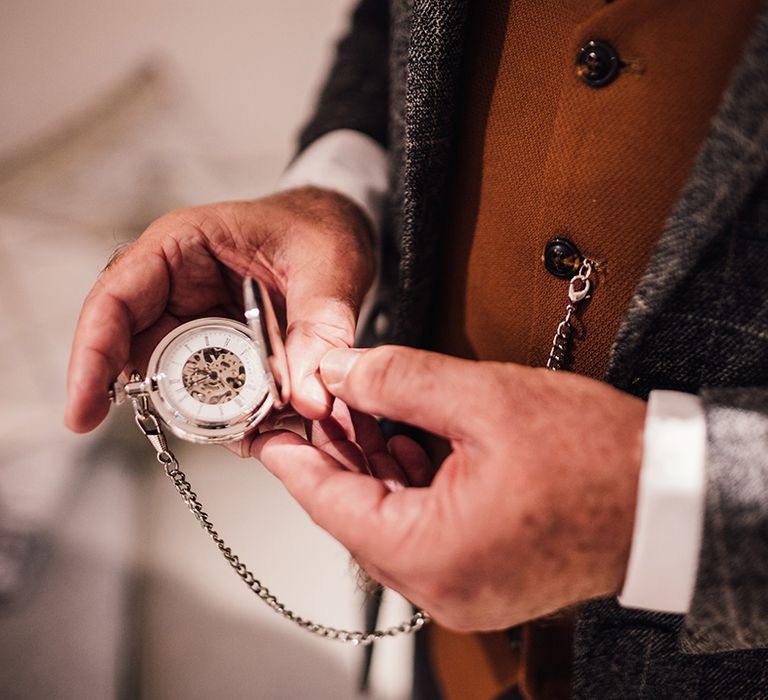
567,260,593,304
546,259,595,371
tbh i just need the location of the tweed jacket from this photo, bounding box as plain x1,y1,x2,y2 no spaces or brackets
299,1,768,696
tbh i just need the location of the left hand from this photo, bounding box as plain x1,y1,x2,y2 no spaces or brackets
250,345,646,632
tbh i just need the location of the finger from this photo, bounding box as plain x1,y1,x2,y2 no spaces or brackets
367,452,409,492
320,346,485,440
249,430,429,556
313,437,368,474
349,410,409,490
349,409,388,454
387,435,436,487
65,245,170,432
311,398,356,448
284,294,358,420
311,399,368,473
283,249,371,420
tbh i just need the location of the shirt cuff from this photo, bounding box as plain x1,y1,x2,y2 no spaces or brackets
618,390,707,614
276,129,389,235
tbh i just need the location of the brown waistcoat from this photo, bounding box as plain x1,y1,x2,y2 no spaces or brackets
426,1,760,698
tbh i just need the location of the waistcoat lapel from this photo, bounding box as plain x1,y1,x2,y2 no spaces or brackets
606,2,768,389
391,0,468,344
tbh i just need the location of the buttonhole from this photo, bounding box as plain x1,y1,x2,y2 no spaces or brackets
620,58,645,76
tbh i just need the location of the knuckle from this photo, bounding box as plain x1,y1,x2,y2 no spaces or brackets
475,362,517,425
101,242,133,275
287,317,353,348
144,205,229,246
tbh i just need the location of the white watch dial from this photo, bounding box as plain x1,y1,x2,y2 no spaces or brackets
147,319,273,442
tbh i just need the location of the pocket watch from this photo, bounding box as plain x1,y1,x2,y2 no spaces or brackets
109,277,290,442
105,276,429,645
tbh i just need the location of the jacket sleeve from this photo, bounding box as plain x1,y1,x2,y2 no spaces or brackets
680,387,768,653
297,0,390,153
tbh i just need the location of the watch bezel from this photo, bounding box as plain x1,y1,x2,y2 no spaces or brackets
146,317,274,444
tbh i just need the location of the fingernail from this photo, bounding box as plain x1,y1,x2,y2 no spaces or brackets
301,375,330,408
320,348,363,386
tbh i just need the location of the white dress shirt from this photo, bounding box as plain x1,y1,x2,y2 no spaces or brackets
277,129,707,615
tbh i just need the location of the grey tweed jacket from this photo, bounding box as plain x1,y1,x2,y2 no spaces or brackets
299,1,768,696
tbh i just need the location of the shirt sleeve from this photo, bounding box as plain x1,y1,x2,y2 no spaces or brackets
276,128,388,235
618,390,707,614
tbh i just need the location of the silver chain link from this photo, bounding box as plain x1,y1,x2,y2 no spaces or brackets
546,259,594,372
127,385,429,646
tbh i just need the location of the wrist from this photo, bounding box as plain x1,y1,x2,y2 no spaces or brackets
276,129,389,236
269,186,374,248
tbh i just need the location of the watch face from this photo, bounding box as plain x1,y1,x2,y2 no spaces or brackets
147,318,274,442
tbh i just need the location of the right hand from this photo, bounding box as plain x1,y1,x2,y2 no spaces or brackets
65,186,375,433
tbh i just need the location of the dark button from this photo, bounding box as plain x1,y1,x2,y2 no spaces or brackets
577,40,620,88
543,238,583,278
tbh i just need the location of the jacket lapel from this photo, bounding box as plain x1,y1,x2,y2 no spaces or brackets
393,0,468,344
606,3,768,388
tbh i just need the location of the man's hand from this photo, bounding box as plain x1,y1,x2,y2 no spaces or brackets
65,187,374,432
251,345,647,632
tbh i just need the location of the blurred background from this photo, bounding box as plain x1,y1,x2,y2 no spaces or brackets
0,2,414,698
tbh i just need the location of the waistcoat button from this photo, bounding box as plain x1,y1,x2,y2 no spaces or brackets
543,238,583,278
577,40,620,88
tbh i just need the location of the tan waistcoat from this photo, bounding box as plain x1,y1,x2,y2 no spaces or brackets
427,1,760,698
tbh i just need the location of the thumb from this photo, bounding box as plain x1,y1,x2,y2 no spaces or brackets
319,345,482,439
281,227,373,421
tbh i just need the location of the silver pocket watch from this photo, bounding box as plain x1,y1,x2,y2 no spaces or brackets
110,278,290,441
107,277,429,645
